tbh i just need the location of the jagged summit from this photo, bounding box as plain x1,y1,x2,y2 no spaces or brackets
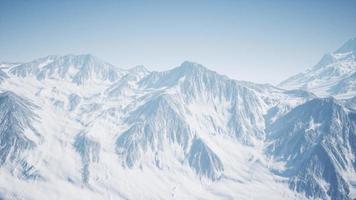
335,37,356,54
127,65,150,79
139,61,227,90
312,53,336,70
279,37,356,98
9,54,122,84
178,61,207,71
171,61,224,79
128,65,149,74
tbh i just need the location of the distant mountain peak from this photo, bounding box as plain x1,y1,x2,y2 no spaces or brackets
279,37,356,98
57,54,113,68
9,54,122,84
178,61,207,72
129,65,149,74
334,37,356,54
312,53,336,70
172,61,223,81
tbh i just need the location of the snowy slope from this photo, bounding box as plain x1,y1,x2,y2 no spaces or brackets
0,54,354,200
279,38,356,99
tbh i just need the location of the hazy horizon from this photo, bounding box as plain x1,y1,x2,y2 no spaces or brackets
1,0,356,84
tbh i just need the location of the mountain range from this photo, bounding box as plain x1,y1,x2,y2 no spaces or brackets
0,38,355,200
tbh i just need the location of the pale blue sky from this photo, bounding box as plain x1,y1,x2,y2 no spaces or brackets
1,0,356,84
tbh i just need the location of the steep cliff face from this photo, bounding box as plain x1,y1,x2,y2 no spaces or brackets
0,91,41,180
116,94,193,169
139,62,267,144
266,98,356,200
73,132,100,184
187,137,224,180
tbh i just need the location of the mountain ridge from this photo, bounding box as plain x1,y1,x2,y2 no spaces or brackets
0,39,355,199
279,38,356,99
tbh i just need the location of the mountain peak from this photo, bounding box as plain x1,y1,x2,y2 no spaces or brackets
179,61,206,72
129,65,149,74
75,53,100,61
60,54,108,67
173,61,215,77
36,54,110,68
9,54,121,84
312,53,336,69
334,37,356,54
279,38,356,98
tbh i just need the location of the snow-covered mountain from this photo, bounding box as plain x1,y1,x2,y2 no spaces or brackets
9,54,123,84
0,53,354,200
266,97,356,200
279,38,356,99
